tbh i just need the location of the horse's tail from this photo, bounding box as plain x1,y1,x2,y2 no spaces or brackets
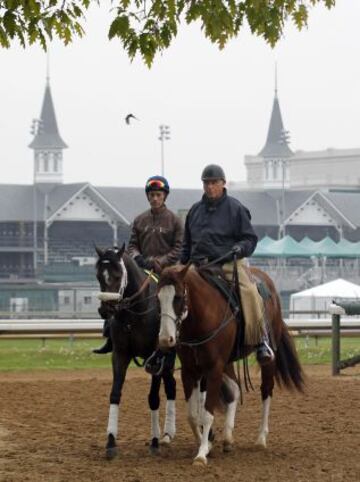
275,321,305,392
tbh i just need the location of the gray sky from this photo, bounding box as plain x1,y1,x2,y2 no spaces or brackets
1,0,359,189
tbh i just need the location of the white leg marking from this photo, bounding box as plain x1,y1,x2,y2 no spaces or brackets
158,286,177,348
150,409,161,440
194,409,214,465
223,375,240,448
163,400,176,440
107,403,119,438
187,385,201,444
256,396,271,447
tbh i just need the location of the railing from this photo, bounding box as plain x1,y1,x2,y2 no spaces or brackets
1,317,359,337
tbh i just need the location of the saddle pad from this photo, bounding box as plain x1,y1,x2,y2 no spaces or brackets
198,267,241,315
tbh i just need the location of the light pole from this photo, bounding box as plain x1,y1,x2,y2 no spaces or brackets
159,125,170,176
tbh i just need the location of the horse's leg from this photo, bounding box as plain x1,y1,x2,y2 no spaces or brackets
160,367,176,445
222,364,240,453
182,370,202,445
255,360,276,448
148,374,162,454
193,367,223,466
106,351,130,459
199,377,215,444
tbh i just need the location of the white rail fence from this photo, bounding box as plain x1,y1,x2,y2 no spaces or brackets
1,318,359,337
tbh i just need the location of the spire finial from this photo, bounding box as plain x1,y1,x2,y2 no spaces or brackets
46,50,50,85
275,61,278,96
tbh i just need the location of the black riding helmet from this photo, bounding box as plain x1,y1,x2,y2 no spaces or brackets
201,164,226,181
145,175,170,195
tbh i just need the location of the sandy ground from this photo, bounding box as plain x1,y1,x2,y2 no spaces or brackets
0,364,359,482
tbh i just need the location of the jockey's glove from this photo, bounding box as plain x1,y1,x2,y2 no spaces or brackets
135,254,154,271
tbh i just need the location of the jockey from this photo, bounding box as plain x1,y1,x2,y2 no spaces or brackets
94,175,183,373
180,164,275,366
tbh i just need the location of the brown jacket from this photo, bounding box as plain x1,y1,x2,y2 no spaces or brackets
128,206,183,268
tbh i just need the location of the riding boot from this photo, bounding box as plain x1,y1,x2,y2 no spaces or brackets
256,338,275,366
145,349,166,376
93,319,113,354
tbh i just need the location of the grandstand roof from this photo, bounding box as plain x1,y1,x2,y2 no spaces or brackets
1,185,360,233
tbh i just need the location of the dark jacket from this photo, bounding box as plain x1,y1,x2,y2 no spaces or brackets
180,189,257,264
128,205,183,268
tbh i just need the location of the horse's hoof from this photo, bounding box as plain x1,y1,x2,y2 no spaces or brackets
105,446,118,460
255,435,267,448
193,455,207,466
150,437,160,455
160,433,172,446
223,440,234,453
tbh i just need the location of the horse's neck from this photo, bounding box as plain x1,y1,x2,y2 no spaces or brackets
185,270,223,324
123,253,145,296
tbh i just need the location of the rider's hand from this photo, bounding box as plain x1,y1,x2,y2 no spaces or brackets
134,254,146,268
152,259,163,274
231,245,244,258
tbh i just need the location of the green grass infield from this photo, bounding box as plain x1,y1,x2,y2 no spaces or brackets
0,336,359,371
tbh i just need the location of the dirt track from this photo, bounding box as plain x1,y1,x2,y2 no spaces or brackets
0,365,359,482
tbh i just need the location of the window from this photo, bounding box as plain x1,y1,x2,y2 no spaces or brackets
265,161,269,180
273,161,278,179
64,296,70,305
84,296,92,305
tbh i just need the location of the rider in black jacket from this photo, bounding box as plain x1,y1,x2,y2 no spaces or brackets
180,164,274,366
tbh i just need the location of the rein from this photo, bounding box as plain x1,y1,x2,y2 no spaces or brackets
179,308,235,347
177,252,238,348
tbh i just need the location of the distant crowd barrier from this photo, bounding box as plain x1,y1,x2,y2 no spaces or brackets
329,302,360,375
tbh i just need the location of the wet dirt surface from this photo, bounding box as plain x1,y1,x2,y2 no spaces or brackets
0,365,359,481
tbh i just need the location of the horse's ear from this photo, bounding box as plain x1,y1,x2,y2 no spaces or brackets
116,242,126,259
94,244,104,258
178,261,191,280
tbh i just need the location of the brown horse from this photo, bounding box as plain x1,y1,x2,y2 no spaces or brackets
157,263,304,465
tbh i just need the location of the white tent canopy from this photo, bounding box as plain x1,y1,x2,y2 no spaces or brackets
289,279,360,317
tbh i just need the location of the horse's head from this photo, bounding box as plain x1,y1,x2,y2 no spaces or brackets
157,263,191,348
95,244,128,303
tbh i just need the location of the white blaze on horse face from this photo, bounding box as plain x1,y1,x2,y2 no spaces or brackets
103,269,110,286
158,285,177,348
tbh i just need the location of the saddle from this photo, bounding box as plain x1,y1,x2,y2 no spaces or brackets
197,265,271,361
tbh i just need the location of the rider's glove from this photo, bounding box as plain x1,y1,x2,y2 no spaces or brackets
231,245,244,258
135,254,155,271
134,255,146,268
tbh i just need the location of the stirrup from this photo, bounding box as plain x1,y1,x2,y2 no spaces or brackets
145,352,165,376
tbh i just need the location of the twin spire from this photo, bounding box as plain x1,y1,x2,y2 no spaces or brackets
259,64,292,159
29,58,67,186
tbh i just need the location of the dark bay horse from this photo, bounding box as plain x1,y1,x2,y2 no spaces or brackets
157,263,304,465
95,245,177,458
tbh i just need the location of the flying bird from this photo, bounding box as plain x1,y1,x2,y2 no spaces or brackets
125,114,139,125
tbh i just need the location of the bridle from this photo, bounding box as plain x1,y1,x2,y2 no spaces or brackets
97,256,158,317
161,279,235,348
160,286,189,340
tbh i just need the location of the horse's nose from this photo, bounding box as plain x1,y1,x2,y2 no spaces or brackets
159,335,175,348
